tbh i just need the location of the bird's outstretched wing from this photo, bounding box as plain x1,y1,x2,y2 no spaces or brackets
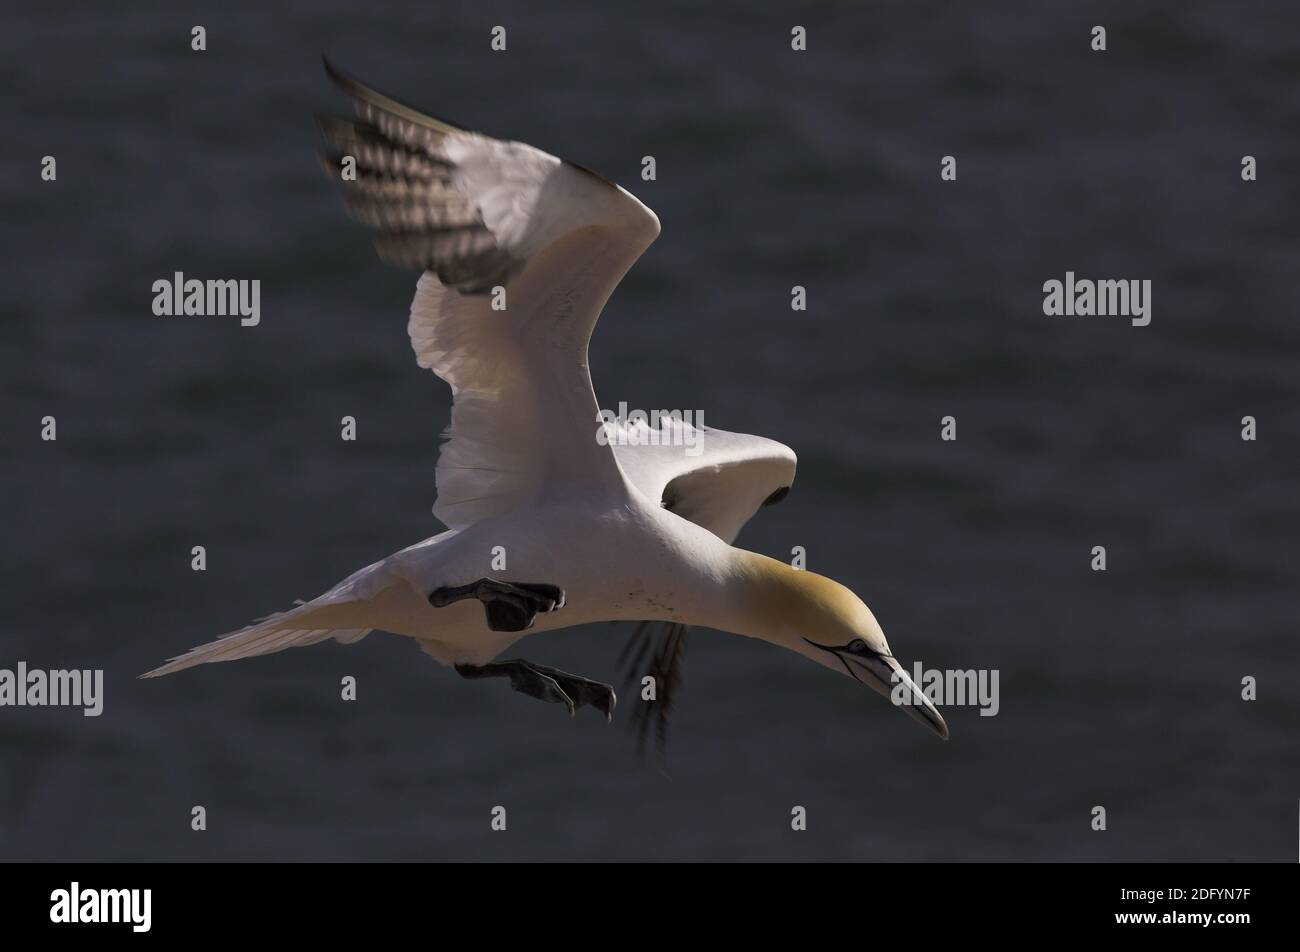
611,419,797,763
318,59,661,529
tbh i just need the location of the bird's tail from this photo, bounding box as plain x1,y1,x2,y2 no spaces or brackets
140,599,373,679
141,558,400,678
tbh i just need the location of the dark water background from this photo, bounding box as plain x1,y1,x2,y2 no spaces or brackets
2,0,1298,861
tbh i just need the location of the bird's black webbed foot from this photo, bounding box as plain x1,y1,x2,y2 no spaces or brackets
523,662,618,722
456,660,616,721
429,578,565,632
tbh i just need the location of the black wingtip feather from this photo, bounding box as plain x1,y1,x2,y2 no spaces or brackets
620,621,689,771
320,54,477,137
321,54,358,95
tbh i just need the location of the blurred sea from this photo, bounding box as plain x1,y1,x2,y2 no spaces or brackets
1,0,1298,860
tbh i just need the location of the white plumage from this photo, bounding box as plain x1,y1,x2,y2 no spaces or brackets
142,61,947,745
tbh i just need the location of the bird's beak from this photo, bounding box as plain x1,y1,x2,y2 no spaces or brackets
804,639,950,739
864,653,949,740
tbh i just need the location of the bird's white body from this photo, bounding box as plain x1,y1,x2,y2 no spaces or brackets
143,61,948,741
340,497,731,666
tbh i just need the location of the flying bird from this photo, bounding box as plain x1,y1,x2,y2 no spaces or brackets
142,59,949,749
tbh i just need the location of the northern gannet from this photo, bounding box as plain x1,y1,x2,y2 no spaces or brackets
142,60,949,745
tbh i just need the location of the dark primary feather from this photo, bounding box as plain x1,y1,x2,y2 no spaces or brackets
619,620,689,768
316,60,524,293
616,466,791,766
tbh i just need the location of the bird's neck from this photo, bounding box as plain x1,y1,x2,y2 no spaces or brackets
714,548,871,653
714,549,819,647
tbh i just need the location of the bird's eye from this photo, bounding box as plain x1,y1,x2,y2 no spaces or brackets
847,639,868,655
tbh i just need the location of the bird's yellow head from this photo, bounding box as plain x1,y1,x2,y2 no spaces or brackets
731,553,948,739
